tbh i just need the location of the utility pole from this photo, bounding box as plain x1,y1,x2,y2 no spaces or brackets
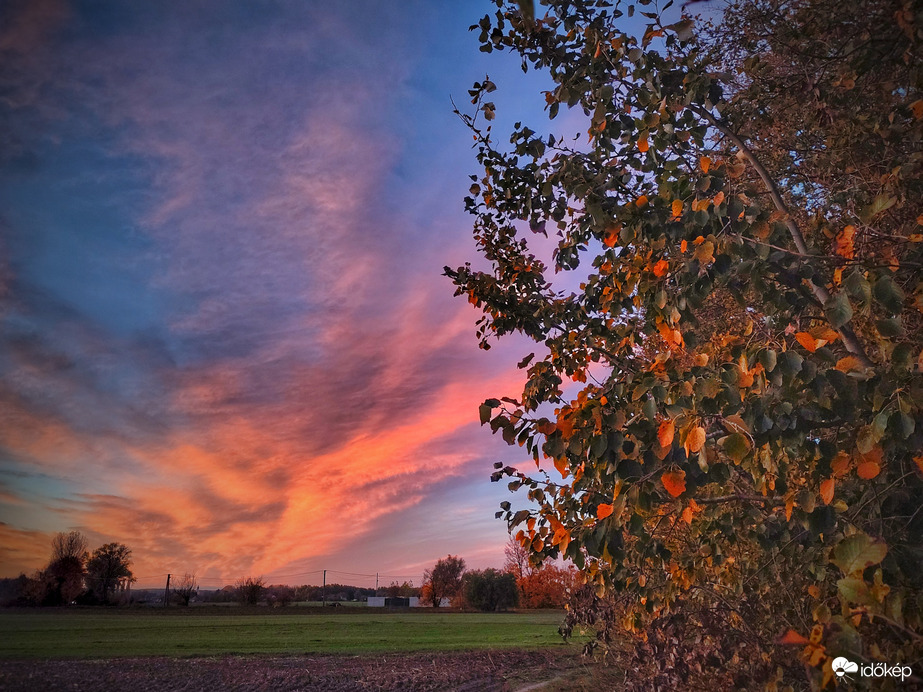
375,573,379,591
322,569,326,607
163,574,171,607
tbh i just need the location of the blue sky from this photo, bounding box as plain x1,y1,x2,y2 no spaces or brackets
0,0,655,587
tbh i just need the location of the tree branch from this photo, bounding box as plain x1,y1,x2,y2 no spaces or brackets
691,105,873,368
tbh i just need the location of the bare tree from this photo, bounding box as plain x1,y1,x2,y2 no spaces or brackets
503,536,533,581
172,572,198,606
235,576,265,605
51,531,88,563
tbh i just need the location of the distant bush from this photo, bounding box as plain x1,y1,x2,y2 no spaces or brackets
462,569,519,612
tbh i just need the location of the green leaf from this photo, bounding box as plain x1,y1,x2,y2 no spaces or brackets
779,350,804,375
642,397,657,421
758,349,777,373
830,533,887,577
872,275,905,314
722,433,750,464
897,412,915,439
824,292,853,329
871,410,890,439
859,194,896,223
875,317,903,338
837,576,872,605
844,270,871,307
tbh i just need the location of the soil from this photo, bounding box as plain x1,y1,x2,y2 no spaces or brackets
0,648,610,692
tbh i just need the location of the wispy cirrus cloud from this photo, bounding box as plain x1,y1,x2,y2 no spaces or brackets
0,0,527,583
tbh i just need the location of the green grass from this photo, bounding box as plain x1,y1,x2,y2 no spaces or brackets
0,609,579,659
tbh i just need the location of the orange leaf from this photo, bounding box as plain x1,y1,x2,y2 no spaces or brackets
699,156,711,173
681,505,694,524
857,461,881,479
820,478,835,505
831,452,851,477
652,259,669,277
671,199,683,219
813,327,839,342
680,239,688,252
661,469,686,498
638,133,649,153
554,456,569,478
808,585,821,599
597,503,614,519
913,455,923,475
779,629,810,645
912,99,923,120
860,445,883,465
636,195,649,207
657,419,675,449
835,225,856,259
785,498,794,521
835,356,862,373
712,191,725,206
685,426,706,454
795,332,818,352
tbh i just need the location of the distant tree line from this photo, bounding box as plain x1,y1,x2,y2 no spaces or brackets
420,542,578,612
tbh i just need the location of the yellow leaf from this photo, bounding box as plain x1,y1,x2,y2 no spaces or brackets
657,419,675,448
596,503,614,519
661,469,686,498
693,240,714,264
671,199,683,218
820,478,835,505
810,623,824,645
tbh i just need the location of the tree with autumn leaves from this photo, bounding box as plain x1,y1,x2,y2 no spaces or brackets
448,0,922,688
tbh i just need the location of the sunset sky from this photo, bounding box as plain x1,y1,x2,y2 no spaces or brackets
0,1,651,589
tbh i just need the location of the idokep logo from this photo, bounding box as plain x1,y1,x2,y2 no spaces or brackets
832,656,913,682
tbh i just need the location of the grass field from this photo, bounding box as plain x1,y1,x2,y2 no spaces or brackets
0,609,580,659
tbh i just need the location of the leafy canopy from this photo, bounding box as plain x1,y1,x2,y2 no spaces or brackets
448,0,922,686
